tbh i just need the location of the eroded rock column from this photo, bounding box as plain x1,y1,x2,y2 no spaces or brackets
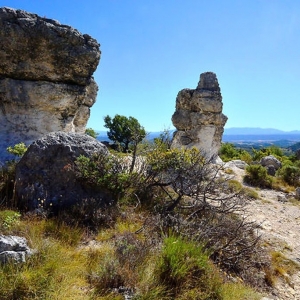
171,72,227,159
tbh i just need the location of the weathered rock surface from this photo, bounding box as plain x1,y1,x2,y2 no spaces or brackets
15,132,109,211
171,72,227,159
225,159,249,170
0,7,101,162
260,155,282,170
0,235,32,264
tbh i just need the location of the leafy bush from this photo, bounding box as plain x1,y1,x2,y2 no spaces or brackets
136,236,261,300
75,153,147,203
252,145,284,162
85,127,98,138
6,142,27,157
155,236,222,298
0,209,21,232
74,142,268,291
244,164,273,188
277,164,300,186
219,143,240,162
104,114,146,153
219,143,252,163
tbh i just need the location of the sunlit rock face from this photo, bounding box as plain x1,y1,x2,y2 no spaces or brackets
0,7,100,162
171,72,227,159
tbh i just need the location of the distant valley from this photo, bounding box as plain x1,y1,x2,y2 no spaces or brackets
222,127,300,150
96,127,300,151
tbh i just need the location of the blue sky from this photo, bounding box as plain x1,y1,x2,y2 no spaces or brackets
2,0,300,132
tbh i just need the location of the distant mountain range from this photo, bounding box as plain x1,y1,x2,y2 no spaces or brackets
224,127,300,135
96,128,300,146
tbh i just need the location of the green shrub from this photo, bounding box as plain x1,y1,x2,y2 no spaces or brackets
244,164,273,188
219,143,253,164
85,127,98,139
6,142,27,158
219,143,240,162
153,236,222,299
252,145,284,162
0,209,21,232
277,164,300,186
75,153,146,203
136,236,262,299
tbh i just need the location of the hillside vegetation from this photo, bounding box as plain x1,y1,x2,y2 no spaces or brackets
3,134,300,299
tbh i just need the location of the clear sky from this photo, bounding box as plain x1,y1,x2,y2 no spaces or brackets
2,0,300,132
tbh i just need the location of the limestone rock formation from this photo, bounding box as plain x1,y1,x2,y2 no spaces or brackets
259,155,282,176
15,132,109,211
260,155,282,170
0,7,101,162
171,72,227,158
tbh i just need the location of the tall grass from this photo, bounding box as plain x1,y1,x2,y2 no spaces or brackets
134,236,261,300
0,210,262,300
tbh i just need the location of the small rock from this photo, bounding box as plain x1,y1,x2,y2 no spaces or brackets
278,194,288,202
260,155,282,170
0,235,33,264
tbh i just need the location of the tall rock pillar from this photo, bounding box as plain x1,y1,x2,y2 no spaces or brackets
0,7,101,162
171,72,227,159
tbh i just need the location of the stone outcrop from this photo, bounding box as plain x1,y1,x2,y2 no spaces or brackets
0,235,32,264
15,132,109,211
171,72,227,159
260,155,282,170
0,7,101,162
260,155,282,175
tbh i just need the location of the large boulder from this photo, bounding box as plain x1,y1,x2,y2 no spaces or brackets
171,72,227,159
15,132,109,211
260,155,282,170
0,7,101,163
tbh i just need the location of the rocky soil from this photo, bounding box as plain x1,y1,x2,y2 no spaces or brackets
229,165,300,300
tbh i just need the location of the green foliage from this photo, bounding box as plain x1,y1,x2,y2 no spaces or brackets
252,145,284,162
75,153,145,203
85,127,98,139
0,210,21,231
157,236,210,289
153,128,173,151
104,114,146,152
0,221,88,300
0,204,261,300
219,143,252,163
219,143,240,162
140,236,260,300
277,164,300,186
244,164,273,188
147,146,205,175
6,142,27,157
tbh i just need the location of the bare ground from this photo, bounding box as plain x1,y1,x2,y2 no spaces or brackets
228,165,300,300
